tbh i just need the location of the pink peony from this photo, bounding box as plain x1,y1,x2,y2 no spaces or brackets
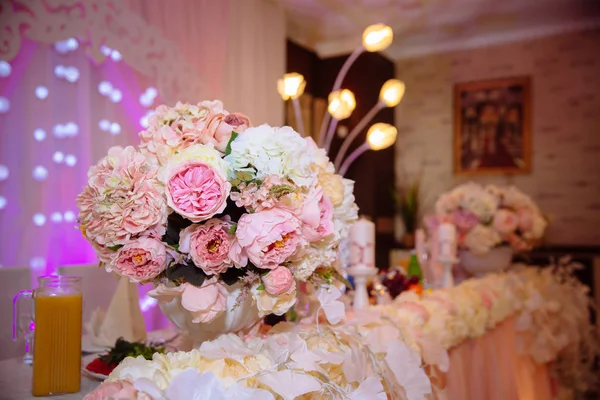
181,279,228,323
166,162,230,223
201,113,251,153
300,188,334,242
492,209,519,235
83,380,140,400
77,146,168,248
179,218,234,275
229,208,304,269
110,237,169,283
451,209,479,232
262,266,296,295
517,208,534,232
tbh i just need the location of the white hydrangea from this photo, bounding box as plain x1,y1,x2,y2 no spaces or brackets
462,225,500,255
333,178,359,241
225,124,315,187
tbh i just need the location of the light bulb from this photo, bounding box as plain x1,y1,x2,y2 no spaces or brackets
34,129,46,141
0,61,11,77
33,213,46,226
362,24,393,52
379,79,406,107
327,89,356,120
367,123,397,150
277,73,306,100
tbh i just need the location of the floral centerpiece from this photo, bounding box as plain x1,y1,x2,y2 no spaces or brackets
77,100,358,343
427,182,546,255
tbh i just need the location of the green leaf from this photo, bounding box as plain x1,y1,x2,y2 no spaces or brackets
286,308,298,322
224,131,239,156
166,262,207,287
228,223,237,235
107,244,122,252
256,282,265,290
229,178,242,187
235,171,254,182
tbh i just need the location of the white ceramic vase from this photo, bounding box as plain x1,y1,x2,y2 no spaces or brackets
158,282,260,347
459,246,514,277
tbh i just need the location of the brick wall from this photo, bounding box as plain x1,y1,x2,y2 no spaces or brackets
395,29,600,245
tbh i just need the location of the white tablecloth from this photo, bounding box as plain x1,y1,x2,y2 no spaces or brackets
0,358,100,400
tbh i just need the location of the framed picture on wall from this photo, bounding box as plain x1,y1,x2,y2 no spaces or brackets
453,76,532,175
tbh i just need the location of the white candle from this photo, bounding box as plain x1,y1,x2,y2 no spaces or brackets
349,217,375,268
438,223,457,260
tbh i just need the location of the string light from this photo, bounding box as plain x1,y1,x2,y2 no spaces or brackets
32,166,48,181
0,165,9,181
109,89,122,103
109,122,121,135
0,97,10,113
33,129,47,141
53,151,64,164
33,213,46,226
0,196,6,210
35,86,49,99
98,81,113,96
50,212,63,223
65,154,77,167
64,211,76,222
0,61,11,77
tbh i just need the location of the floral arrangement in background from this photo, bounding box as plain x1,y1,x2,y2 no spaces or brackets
85,262,599,399
426,182,547,255
77,100,358,322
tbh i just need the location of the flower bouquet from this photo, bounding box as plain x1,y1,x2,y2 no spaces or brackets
77,100,358,344
425,183,546,275
427,182,546,255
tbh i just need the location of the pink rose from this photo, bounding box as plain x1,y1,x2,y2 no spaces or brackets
262,266,296,295
507,233,531,252
517,208,534,232
451,210,479,232
492,209,518,235
110,237,168,283
166,162,230,223
300,188,334,242
181,279,228,323
83,380,139,400
230,208,304,269
201,113,251,153
179,218,234,275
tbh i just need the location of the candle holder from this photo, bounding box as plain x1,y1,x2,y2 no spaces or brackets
347,265,377,311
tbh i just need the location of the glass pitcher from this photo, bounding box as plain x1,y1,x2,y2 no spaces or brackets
14,275,83,397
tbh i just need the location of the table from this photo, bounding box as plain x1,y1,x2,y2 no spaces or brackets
0,358,100,400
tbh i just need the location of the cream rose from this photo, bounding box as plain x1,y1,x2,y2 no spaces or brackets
318,171,345,207
251,285,297,317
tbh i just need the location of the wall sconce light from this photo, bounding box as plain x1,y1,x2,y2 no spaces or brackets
278,73,306,136
339,123,397,175
379,79,405,107
362,24,394,53
277,73,306,100
327,89,356,120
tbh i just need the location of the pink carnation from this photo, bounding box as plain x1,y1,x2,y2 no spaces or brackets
201,113,251,153
110,237,169,283
77,146,167,248
262,266,296,295
179,218,234,275
166,162,230,223
181,279,228,323
83,380,139,400
492,209,518,235
230,208,304,269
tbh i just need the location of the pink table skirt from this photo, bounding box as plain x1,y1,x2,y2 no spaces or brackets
431,317,553,400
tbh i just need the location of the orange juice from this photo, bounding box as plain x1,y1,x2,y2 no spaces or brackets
32,294,82,396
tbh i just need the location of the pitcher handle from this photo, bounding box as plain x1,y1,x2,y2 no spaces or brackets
13,290,33,341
